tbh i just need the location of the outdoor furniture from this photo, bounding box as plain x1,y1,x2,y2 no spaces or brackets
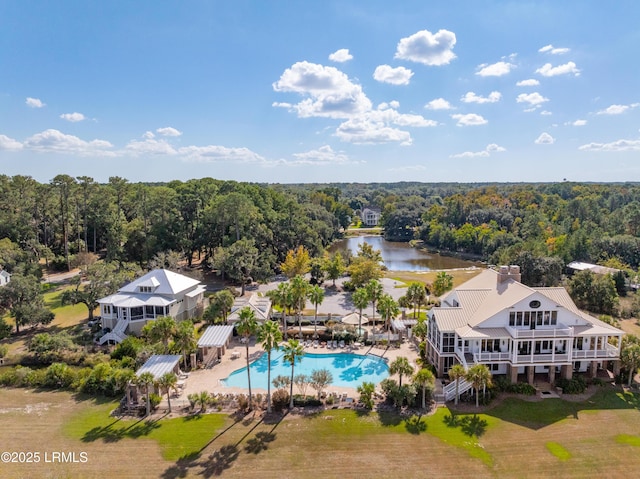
230,351,241,359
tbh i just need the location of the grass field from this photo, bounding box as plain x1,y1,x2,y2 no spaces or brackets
3,385,640,478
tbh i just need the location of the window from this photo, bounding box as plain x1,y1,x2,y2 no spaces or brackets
442,333,455,353
139,286,152,293
509,312,515,326
551,311,557,325
491,363,500,371
529,300,541,308
103,305,111,314
145,306,154,317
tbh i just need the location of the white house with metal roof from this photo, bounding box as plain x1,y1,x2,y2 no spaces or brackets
98,269,206,344
426,265,624,398
227,293,272,324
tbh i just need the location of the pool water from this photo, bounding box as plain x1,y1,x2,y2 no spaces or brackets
222,351,389,389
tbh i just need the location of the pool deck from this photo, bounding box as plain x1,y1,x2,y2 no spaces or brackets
178,328,421,404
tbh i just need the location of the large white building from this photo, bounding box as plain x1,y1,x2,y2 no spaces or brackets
98,269,206,344
426,266,624,395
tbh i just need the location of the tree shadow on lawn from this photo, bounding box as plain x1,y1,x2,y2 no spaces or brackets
481,386,640,430
161,411,286,479
81,415,163,443
404,414,427,435
443,413,487,437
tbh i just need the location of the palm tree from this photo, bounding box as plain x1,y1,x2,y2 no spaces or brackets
366,279,384,330
406,282,427,319
376,293,399,344
142,316,177,352
622,342,640,387
448,364,466,406
157,372,178,413
236,306,259,410
267,282,292,340
257,320,283,413
173,320,196,369
282,338,305,409
308,284,324,339
466,364,493,408
210,289,235,324
352,287,369,338
290,275,310,339
413,368,435,409
135,371,156,417
389,356,414,388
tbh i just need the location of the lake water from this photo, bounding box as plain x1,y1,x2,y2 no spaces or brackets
330,236,480,271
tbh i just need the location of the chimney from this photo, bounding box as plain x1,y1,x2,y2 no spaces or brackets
509,265,521,283
497,265,509,284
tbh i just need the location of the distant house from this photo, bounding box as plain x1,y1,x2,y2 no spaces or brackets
426,265,624,401
0,270,10,287
567,261,621,276
98,269,206,344
227,293,272,324
360,207,381,226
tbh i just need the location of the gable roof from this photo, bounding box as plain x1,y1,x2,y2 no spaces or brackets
119,269,200,296
228,293,272,322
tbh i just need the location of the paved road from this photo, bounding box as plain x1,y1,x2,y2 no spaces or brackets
254,276,407,316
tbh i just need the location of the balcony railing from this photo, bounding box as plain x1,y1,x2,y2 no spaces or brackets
474,351,512,362
573,344,619,359
508,326,573,339
513,352,570,364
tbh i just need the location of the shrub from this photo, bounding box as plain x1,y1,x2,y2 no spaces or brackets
293,396,322,407
271,389,290,412
0,319,11,340
149,393,162,410
43,363,76,389
556,376,587,394
0,344,9,358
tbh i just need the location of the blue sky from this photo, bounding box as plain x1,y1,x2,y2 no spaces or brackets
1,1,639,184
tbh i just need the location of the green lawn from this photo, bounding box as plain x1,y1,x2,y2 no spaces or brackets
64,399,227,461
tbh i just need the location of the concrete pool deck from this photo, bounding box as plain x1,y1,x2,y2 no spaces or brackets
176,328,422,405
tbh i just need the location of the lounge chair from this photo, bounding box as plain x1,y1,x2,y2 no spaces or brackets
333,340,338,348
339,340,345,348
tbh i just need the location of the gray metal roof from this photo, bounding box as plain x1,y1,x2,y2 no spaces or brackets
136,354,181,380
197,325,235,348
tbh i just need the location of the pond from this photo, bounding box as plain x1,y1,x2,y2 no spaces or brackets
329,236,481,271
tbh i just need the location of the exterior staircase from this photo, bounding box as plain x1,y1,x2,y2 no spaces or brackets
443,378,473,402
99,319,128,345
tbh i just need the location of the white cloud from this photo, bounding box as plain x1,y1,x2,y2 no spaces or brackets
516,92,549,106
516,79,540,86
450,113,488,126
579,139,640,152
24,129,115,156
0,134,23,150
126,138,177,155
26,97,45,108
378,101,401,110
568,119,587,126
475,61,515,77
335,116,412,145
373,65,414,85
536,61,580,77
535,132,555,144
425,98,453,110
143,131,155,139
450,143,505,158
394,29,457,66
539,44,570,55
60,112,86,122
156,127,182,137
178,145,266,163
460,91,501,104
273,61,372,119
328,49,353,63
596,103,640,115
289,145,353,165
540,110,552,116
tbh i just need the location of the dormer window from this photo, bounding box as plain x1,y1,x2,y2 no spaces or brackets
139,286,153,293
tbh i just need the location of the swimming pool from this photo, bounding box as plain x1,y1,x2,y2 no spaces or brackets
222,351,389,389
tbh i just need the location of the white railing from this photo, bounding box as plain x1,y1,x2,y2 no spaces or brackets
443,378,473,402
454,347,468,368
508,326,573,339
513,353,570,364
573,344,619,359
99,319,128,345
474,351,511,362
